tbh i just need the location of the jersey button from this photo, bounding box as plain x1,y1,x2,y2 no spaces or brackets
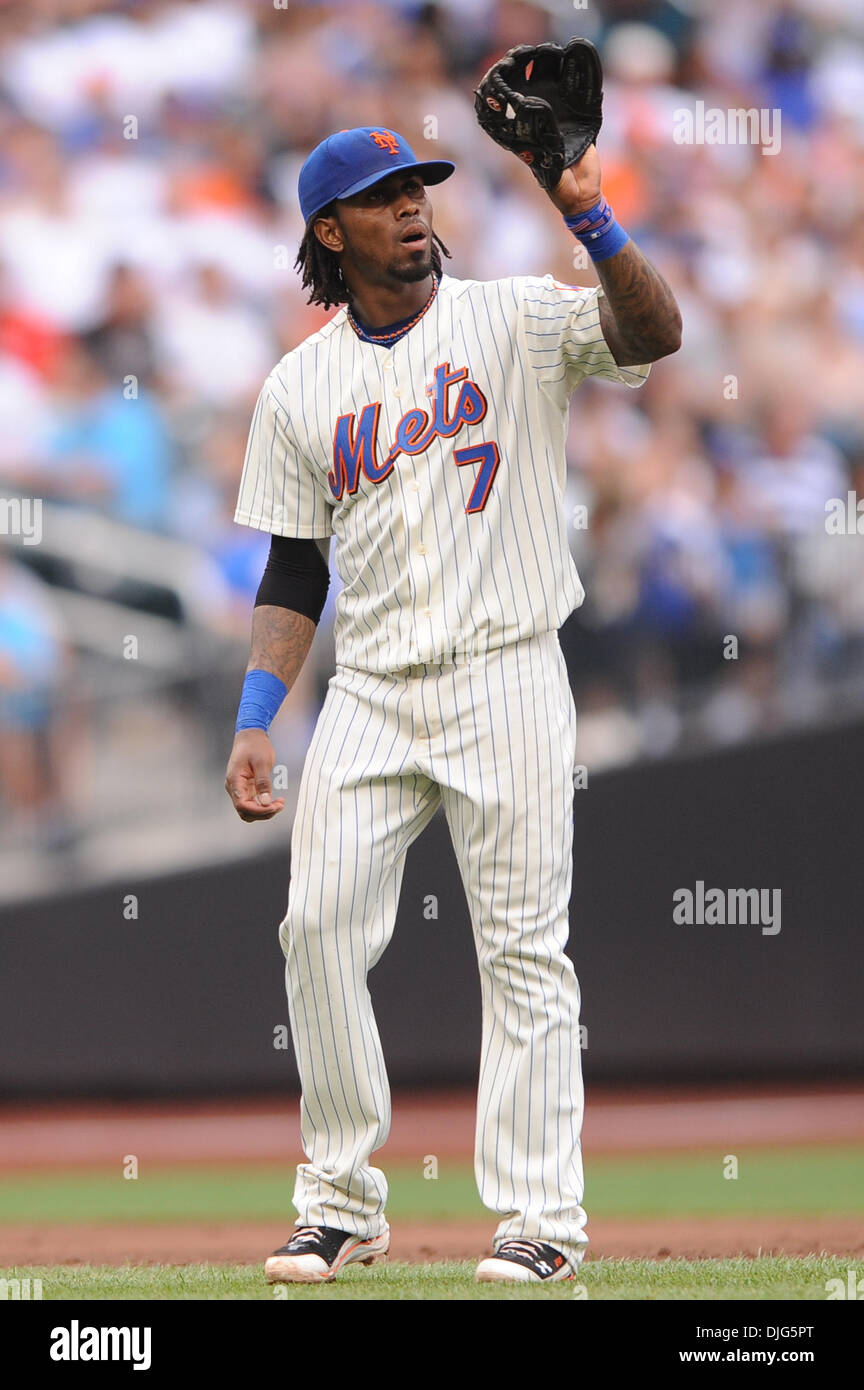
423,608,432,618
417,545,428,555
409,481,420,492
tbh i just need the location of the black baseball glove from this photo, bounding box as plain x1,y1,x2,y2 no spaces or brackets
474,38,603,192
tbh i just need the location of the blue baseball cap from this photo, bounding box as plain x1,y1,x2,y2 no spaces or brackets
298,126,455,224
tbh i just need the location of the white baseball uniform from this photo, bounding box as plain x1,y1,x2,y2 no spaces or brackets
235,272,649,1268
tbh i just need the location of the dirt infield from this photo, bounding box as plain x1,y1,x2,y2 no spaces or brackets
3,1216,862,1267
1,1085,862,1169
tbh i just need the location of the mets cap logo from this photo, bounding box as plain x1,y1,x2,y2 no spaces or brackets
370,130,400,155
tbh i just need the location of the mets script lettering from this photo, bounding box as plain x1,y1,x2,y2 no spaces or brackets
329,362,500,514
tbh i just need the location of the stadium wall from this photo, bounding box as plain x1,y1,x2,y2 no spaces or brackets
1,718,861,1096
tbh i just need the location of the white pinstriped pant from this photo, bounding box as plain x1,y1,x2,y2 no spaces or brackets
278,631,589,1268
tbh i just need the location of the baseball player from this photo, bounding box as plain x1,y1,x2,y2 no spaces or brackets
225,41,681,1285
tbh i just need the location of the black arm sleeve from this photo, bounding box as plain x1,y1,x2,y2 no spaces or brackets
254,535,331,625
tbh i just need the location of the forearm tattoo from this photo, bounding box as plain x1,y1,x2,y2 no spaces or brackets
248,604,316,693
596,239,682,366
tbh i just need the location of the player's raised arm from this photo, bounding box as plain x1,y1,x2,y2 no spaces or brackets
474,38,682,367
225,537,330,822
547,145,681,366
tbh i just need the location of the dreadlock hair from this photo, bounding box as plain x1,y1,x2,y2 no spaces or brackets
295,203,452,312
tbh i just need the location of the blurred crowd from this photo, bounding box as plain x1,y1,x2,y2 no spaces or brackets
1,0,864,847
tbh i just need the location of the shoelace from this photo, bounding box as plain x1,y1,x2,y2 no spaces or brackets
497,1239,545,1258
288,1227,326,1247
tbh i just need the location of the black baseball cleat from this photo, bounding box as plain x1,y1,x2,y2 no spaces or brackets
476,1237,576,1283
264,1225,390,1284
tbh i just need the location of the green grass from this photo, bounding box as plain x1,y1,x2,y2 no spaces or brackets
2,1147,859,1302
0,1146,860,1224
0,1256,851,1301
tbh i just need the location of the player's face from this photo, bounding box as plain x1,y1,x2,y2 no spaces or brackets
318,172,435,289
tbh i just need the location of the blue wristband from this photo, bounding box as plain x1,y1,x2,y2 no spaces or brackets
235,669,287,733
564,197,629,263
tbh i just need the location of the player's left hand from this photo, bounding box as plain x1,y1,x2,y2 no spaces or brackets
547,143,602,216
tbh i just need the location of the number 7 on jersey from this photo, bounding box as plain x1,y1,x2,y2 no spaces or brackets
454,442,500,514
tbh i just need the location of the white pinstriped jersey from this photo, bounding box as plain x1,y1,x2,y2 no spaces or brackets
234,273,650,673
